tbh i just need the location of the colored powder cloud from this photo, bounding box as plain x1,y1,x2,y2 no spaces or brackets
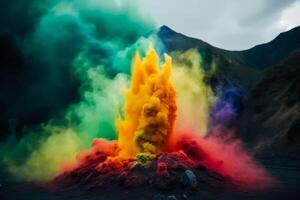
171,49,216,136
117,48,177,157
0,0,155,181
0,1,275,191
53,48,275,191
172,131,275,190
212,85,244,126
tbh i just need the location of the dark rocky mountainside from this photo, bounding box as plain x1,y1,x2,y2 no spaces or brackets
234,27,300,69
157,25,300,157
240,51,300,157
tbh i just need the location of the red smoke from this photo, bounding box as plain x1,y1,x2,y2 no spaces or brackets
57,131,276,192
168,129,276,190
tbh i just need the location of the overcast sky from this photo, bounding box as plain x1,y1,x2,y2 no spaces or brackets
139,0,300,50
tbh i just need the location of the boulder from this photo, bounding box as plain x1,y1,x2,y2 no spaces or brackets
167,195,178,200
181,170,197,188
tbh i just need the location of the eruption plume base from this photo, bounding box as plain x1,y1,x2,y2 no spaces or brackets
53,138,230,191
54,134,275,193
53,48,275,193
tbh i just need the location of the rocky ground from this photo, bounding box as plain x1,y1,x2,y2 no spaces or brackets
1,157,300,200
0,158,300,200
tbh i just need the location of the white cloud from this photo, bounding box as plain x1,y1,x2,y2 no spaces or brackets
278,1,300,31
139,0,300,50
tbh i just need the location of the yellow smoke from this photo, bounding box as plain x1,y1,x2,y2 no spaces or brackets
7,127,81,181
117,48,177,157
172,49,216,136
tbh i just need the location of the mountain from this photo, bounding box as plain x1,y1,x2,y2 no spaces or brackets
157,25,300,157
240,51,300,157
235,27,300,69
158,25,300,70
157,26,300,89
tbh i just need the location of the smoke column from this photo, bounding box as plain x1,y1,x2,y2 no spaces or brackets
171,49,216,136
117,48,177,157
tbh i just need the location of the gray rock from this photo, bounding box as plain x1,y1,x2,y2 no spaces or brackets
181,170,198,188
167,195,177,200
182,194,188,199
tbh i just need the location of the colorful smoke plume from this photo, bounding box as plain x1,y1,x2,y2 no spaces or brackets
53,48,274,191
117,48,176,157
0,0,275,192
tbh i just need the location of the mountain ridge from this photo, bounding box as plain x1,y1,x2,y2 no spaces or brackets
157,25,300,69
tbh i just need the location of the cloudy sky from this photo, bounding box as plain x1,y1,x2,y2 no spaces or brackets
139,0,300,50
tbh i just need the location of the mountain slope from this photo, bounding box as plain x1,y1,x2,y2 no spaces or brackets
240,51,300,157
236,27,300,69
157,26,261,89
157,26,300,90
157,25,300,156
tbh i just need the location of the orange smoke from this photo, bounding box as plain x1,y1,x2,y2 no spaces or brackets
117,48,177,157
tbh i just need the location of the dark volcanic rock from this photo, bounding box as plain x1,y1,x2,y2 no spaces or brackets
153,193,165,200
180,170,197,188
53,150,231,193
167,195,178,200
124,173,148,188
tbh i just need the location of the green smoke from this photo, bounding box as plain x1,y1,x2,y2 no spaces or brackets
0,0,157,181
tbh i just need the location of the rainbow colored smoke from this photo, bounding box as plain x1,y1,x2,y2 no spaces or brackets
0,0,275,192
55,48,274,191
